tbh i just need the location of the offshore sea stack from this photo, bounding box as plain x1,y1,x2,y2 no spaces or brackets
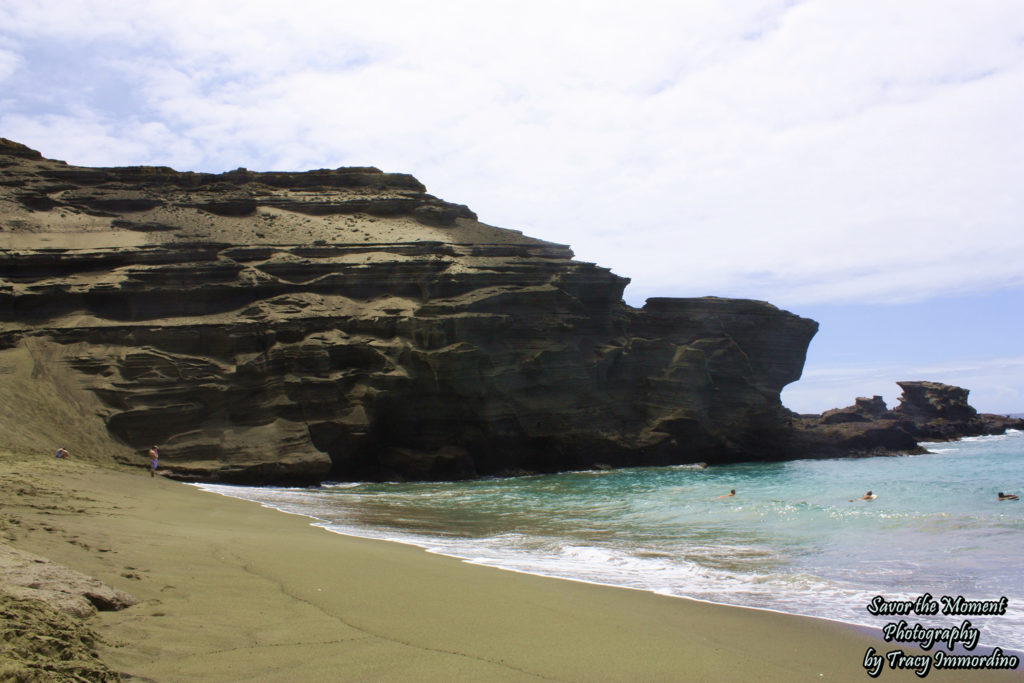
789,381,1024,458
0,138,819,483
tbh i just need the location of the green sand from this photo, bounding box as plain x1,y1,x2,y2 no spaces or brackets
5,454,1018,681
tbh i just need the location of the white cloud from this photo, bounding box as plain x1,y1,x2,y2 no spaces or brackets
1,0,1023,309
0,48,20,83
0,113,197,168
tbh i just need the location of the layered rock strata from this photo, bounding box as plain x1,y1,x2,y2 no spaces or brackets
0,139,819,483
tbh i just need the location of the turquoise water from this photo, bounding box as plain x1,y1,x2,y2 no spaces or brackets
199,430,1024,651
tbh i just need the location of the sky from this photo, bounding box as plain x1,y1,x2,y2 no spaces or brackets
1,1,1022,413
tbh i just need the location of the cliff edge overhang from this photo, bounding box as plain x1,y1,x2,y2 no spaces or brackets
1,139,821,483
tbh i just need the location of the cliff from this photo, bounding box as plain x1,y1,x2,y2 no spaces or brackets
0,139,819,483
789,381,1024,458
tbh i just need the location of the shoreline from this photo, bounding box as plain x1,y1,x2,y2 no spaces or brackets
198,481,891,639
214,491,1024,660
194,434,1024,659
2,453,1019,681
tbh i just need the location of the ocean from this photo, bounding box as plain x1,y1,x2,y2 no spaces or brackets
198,430,1024,653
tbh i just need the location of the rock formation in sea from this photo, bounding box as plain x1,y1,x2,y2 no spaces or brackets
0,138,821,483
789,381,1024,458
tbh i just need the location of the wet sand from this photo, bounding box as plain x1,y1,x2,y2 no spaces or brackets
1,452,1017,681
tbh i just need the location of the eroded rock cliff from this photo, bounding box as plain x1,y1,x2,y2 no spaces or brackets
0,138,819,483
789,381,1024,458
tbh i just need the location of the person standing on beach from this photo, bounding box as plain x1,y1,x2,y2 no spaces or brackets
148,446,159,477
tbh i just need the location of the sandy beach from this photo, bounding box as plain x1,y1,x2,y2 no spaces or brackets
3,451,1019,681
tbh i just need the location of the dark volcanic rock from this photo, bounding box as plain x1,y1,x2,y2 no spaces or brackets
788,396,922,459
894,380,1024,440
790,382,1024,459
0,139,818,483
894,381,976,421
0,138,43,160
820,395,888,424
